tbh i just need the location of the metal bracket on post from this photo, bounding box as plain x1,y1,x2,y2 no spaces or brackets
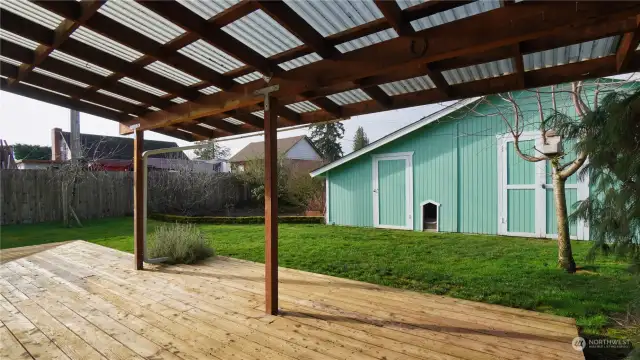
253,84,280,111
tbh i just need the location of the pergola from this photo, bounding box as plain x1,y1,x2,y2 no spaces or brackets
2,0,640,315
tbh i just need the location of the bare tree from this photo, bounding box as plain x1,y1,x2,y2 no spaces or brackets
147,156,241,216
53,136,128,227
473,78,636,272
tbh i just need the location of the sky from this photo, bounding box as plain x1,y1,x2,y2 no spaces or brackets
0,91,453,158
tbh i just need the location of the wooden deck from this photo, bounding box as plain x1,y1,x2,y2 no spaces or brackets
0,241,583,360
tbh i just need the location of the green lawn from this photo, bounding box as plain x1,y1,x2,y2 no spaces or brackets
2,217,638,356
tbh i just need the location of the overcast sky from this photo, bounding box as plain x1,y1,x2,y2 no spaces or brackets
0,91,453,158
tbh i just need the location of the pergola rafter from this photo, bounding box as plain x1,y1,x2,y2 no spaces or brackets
1,1,638,137
115,1,640,133
9,0,104,87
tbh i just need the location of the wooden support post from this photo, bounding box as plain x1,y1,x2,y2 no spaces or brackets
133,128,144,270
264,96,279,315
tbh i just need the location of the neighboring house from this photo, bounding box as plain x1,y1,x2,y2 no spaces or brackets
311,90,590,240
15,159,61,170
47,128,227,173
230,136,323,172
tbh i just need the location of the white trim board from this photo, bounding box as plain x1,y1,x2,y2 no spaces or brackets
372,152,414,230
419,200,441,232
497,132,590,240
310,98,480,177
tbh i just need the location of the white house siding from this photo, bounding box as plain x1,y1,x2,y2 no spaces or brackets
286,140,322,160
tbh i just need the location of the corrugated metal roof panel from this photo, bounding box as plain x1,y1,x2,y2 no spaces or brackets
396,0,426,10
148,106,161,111
82,99,121,112
223,10,303,58
71,26,143,62
279,52,322,71
198,123,217,130
99,1,185,44
176,0,240,20
443,59,513,85
0,29,40,50
49,50,113,76
33,68,90,88
223,117,245,125
251,111,265,118
0,55,22,67
285,101,320,113
199,85,222,95
283,0,384,37
119,77,167,97
335,29,398,53
409,1,499,32
178,39,245,73
97,89,142,105
0,0,63,30
171,97,187,104
378,75,435,96
145,61,201,86
234,71,262,84
524,36,620,71
327,89,372,105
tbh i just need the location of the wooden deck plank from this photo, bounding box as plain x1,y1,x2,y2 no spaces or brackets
54,242,579,359
59,247,573,360
22,255,316,360
0,242,72,265
50,247,465,360
0,241,584,360
0,295,70,360
0,323,33,360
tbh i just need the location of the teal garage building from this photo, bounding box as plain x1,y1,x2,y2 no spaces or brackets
310,90,590,240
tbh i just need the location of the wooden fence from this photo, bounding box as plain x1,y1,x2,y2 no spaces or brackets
1,170,245,225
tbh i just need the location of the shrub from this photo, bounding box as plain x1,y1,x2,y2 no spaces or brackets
148,223,214,264
150,213,325,224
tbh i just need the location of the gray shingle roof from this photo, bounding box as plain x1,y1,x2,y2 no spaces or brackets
229,135,308,162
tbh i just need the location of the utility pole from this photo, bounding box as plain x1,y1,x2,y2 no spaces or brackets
69,109,81,161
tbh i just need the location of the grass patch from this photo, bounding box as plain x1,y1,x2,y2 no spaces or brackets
2,217,638,357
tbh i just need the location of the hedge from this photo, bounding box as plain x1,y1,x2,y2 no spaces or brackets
150,213,325,224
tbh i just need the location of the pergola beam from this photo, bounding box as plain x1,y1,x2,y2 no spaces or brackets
0,40,174,110
403,1,474,22
512,43,526,88
120,0,640,132
360,87,393,109
298,53,640,124
138,1,275,76
226,1,474,79
35,0,235,92
256,1,337,59
0,77,125,122
9,0,104,87
310,98,343,119
374,0,413,37
616,29,640,71
0,63,149,116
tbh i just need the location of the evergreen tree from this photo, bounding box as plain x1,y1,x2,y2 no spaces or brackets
352,126,370,151
551,86,640,271
12,144,51,160
309,122,345,162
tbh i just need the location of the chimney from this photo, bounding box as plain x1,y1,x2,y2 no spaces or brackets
51,128,62,161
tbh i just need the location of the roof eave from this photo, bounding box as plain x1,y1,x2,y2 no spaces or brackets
310,97,480,178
